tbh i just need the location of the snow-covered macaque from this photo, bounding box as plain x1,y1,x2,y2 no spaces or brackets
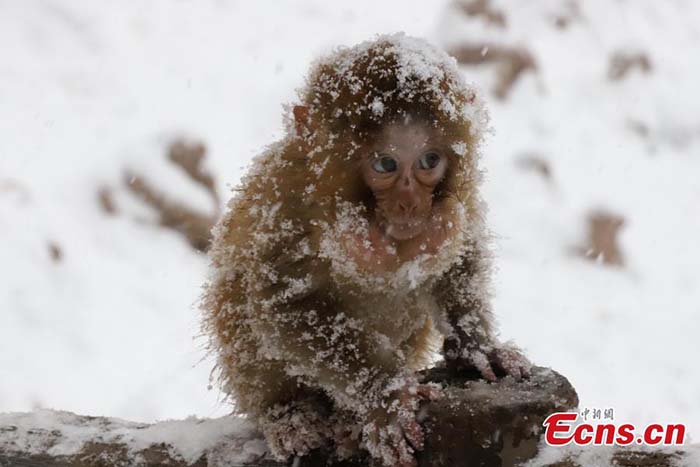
202,34,531,466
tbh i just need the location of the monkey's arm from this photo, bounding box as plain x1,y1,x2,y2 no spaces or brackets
435,249,531,381
256,288,406,410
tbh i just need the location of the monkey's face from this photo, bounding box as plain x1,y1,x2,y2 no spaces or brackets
361,123,449,241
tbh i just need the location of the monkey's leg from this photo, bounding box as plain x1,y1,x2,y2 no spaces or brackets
230,358,334,460
259,393,334,461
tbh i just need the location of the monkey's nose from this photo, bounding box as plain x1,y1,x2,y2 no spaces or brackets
398,200,418,216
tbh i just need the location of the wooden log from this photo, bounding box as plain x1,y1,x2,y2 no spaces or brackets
0,446,690,467
530,448,687,467
0,367,692,467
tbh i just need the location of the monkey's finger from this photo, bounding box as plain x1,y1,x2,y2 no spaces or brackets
400,417,424,451
467,350,498,382
389,428,417,467
481,366,498,382
473,358,497,382
397,445,418,467
499,352,521,378
493,347,532,380
494,353,522,380
416,383,443,401
397,453,418,467
510,366,523,380
515,352,534,378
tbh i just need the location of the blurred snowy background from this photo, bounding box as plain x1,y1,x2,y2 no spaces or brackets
1,0,699,442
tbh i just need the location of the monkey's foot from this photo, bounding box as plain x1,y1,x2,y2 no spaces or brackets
362,377,442,467
260,399,332,461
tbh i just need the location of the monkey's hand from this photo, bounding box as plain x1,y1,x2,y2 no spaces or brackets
362,377,442,467
445,336,532,382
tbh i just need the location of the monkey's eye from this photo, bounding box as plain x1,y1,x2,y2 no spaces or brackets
372,155,398,173
417,152,441,170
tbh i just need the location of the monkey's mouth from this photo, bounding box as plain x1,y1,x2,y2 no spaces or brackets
385,219,428,241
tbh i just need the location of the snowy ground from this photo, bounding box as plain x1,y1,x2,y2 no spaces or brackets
1,0,699,449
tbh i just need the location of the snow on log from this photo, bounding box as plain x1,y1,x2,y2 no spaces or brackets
0,366,694,466
0,410,269,467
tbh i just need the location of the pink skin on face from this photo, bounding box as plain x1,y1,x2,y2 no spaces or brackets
361,123,449,241
346,122,456,271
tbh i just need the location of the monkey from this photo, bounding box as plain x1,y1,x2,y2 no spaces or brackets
201,33,531,466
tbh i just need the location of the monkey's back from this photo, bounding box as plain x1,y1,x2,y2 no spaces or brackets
200,143,321,408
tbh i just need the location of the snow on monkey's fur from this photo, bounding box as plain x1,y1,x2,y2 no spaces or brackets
201,33,501,464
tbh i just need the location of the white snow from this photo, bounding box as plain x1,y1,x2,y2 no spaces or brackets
1,0,699,459
525,443,700,467
0,0,450,424
0,409,266,464
439,0,700,444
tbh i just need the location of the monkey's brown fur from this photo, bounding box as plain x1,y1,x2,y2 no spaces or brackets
201,34,529,466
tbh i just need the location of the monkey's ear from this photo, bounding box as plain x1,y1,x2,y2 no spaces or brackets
293,105,315,138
